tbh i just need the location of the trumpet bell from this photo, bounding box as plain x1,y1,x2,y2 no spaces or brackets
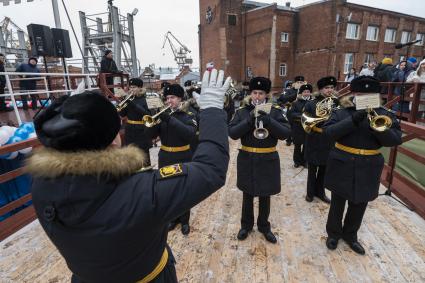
369,115,392,132
253,128,269,139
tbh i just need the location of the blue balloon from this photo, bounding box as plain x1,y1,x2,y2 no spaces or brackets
21,122,35,133
7,135,23,144
14,128,29,140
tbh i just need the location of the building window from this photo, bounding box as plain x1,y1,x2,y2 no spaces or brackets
227,14,237,26
366,26,379,41
384,28,397,43
346,23,360,40
415,33,424,45
401,31,411,44
280,32,289,43
344,53,354,74
279,63,287,77
364,53,375,64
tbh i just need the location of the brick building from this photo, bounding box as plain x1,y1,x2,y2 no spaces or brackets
198,0,425,90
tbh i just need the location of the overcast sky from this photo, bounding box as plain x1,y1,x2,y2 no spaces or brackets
1,0,424,70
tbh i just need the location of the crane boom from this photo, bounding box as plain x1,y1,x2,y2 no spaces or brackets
161,31,192,69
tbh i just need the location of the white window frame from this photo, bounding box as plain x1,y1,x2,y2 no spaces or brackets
366,26,379,41
364,53,374,64
344,53,354,74
346,23,360,40
279,63,287,77
415,33,424,45
401,31,411,44
384,28,397,43
280,32,289,43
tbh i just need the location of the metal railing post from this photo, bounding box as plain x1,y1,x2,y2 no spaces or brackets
5,74,22,125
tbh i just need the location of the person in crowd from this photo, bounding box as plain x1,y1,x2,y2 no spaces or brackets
407,58,425,119
100,49,120,94
28,69,230,283
344,67,358,83
392,60,415,113
359,62,376,77
15,57,40,110
0,53,13,112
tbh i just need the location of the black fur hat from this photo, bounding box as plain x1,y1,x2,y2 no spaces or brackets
317,76,337,89
249,77,271,93
294,75,305,82
299,84,313,93
129,78,144,88
34,91,121,151
161,81,171,89
350,76,381,93
163,84,184,98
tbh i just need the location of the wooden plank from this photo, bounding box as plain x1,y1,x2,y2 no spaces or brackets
0,193,32,216
0,206,36,241
0,167,26,184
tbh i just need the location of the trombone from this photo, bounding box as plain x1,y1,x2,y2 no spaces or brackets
142,105,172,128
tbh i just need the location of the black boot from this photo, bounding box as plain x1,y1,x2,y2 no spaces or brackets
181,224,190,235
261,230,277,244
326,237,338,250
168,222,178,231
318,194,331,204
346,240,365,255
237,228,250,240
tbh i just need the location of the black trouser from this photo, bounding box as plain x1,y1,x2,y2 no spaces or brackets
241,193,271,232
21,90,38,109
293,143,305,165
0,87,6,109
306,164,326,198
326,192,368,242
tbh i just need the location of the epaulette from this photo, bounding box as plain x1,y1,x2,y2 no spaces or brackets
236,106,246,111
272,104,282,110
157,164,186,179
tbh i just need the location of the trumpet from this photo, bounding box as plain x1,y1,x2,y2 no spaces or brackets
252,99,269,140
224,80,238,108
367,108,392,132
116,93,135,112
142,105,172,128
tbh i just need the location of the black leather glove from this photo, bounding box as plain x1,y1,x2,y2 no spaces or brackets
159,110,171,123
351,110,367,126
257,110,271,127
246,110,255,125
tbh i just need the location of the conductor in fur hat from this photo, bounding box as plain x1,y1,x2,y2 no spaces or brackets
229,76,291,243
146,83,197,235
303,76,338,204
28,69,230,283
323,76,402,255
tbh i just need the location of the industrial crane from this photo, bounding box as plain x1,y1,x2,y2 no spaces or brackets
161,31,193,69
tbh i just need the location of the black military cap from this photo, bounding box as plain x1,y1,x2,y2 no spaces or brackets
163,84,185,98
317,76,337,89
129,78,144,88
161,82,171,89
294,75,305,82
350,76,381,93
34,91,121,151
299,84,313,93
184,80,192,87
249,77,271,93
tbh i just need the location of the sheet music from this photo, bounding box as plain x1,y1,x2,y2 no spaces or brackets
355,93,381,110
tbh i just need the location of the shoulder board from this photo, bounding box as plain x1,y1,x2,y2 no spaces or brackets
135,166,154,173
273,104,282,110
236,106,246,111
157,164,186,180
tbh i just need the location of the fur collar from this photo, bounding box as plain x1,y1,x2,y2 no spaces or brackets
339,95,355,108
130,87,147,98
26,145,147,179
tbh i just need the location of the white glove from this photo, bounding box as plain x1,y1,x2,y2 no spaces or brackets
193,69,231,110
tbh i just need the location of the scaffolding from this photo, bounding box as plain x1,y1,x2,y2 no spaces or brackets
0,16,29,67
79,0,139,77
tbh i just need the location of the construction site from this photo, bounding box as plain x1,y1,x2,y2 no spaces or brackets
0,0,425,282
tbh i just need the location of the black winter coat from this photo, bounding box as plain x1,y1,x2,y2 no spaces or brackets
0,62,5,90
287,98,308,145
229,101,291,196
278,88,297,106
29,108,229,283
100,56,119,73
146,109,197,167
120,94,153,150
303,95,338,165
324,103,402,203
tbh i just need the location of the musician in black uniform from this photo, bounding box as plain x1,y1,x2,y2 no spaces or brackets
278,75,305,146
28,69,230,283
287,84,312,168
229,77,291,243
146,83,197,235
119,78,153,165
303,76,338,203
183,80,200,152
324,76,402,255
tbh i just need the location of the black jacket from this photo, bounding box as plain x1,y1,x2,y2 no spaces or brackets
0,62,5,90
100,56,119,74
287,98,308,145
278,88,297,106
303,95,338,165
119,91,153,150
324,100,402,203
29,108,229,283
15,62,40,90
146,109,197,167
228,101,291,196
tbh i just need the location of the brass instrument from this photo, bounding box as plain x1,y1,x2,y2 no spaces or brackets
224,81,238,108
367,108,392,132
301,96,339,133
116,93,135,112
142,105,172,128
253,100,270,139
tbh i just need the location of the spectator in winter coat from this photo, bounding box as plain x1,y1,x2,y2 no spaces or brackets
344,68,358,83
15,57,40,110
359,62,376,77
407,58,425,119
392,60,414,113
